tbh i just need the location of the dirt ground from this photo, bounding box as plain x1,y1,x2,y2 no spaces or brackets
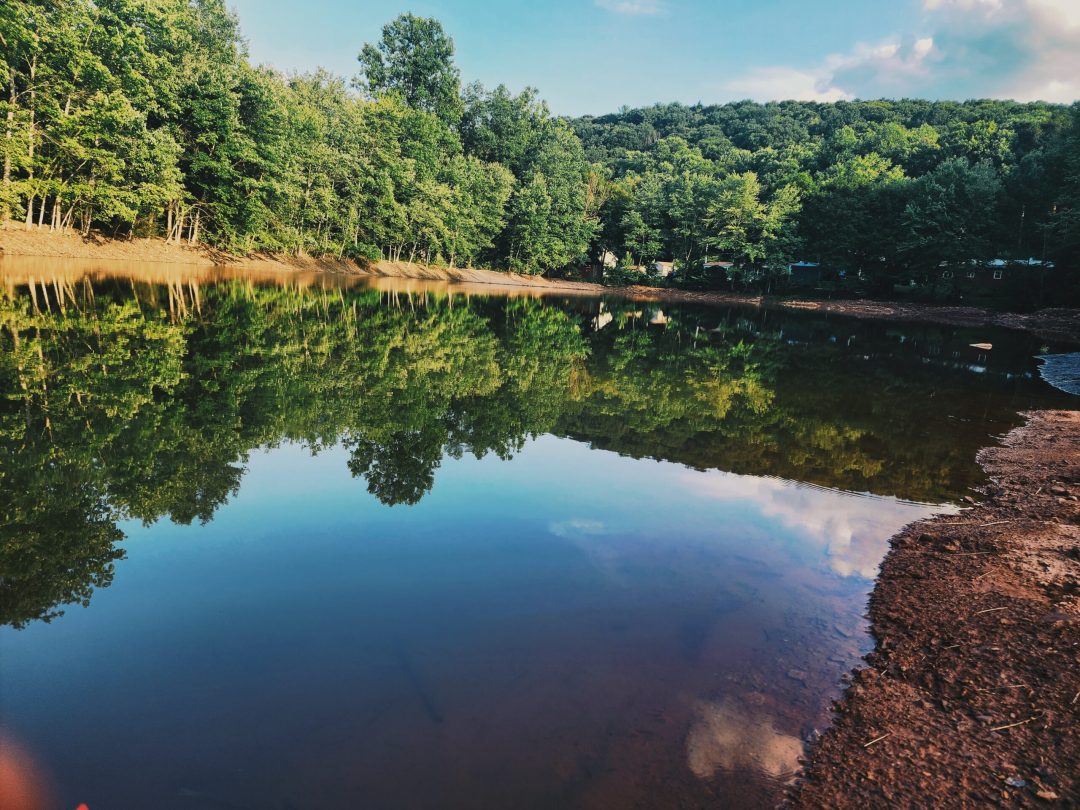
0,224,361,273
789,410,1080,809
3,226,1079,342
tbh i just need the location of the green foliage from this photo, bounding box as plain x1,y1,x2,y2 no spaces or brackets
0,5,595,275
900,158,1003,271
574,100,1079,303
357,13,464,127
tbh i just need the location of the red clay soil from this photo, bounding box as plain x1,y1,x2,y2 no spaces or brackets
789,410,1080,809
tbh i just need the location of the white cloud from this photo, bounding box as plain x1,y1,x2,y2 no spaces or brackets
595,0,664,15
998,0,1080,101
719,0,1080,103
923,0,1006,14
826,36,939,84
721,66,852,103
720,36,938,102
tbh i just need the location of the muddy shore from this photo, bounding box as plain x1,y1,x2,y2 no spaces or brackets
789,410,1080,808
3,226,1079,342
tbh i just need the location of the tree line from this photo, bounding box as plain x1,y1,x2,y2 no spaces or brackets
2,3,1079,300
575,99,1080,301
0,2,596,273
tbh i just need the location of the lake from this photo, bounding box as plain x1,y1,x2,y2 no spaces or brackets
0,262,1074,809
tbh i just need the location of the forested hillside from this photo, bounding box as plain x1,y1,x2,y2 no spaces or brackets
573,99,1080,302
2,2,1079,302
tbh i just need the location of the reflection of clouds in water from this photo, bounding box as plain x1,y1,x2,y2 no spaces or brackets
682,472,954,579
548,519,608,539
686,698,803,781
549,518,628,581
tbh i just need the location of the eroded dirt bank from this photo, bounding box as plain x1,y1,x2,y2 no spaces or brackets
789,410,1080,808
3,227,1079,342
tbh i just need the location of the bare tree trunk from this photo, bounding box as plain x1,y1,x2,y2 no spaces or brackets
51,195,59,230
190,208,200,245
37,195,46,227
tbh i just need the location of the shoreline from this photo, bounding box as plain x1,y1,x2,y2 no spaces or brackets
2,227,1079,342
789,410,1080,808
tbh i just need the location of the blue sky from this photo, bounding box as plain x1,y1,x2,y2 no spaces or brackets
227,0,1080,115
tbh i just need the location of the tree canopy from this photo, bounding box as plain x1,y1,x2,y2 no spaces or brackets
573,100,1080,303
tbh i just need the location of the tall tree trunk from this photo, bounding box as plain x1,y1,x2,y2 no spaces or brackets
23,53,36,230
2,69,14,224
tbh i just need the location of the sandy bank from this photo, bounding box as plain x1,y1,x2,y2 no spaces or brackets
790,410,1080,808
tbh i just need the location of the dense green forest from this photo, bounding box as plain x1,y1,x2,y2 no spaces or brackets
1,275,1066,627
574,99,1080,301
2,2,1079,301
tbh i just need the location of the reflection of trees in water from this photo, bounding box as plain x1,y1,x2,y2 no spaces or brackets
0,280,1060,627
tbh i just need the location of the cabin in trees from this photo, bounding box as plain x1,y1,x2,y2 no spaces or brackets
788,262,822,285
689,260,734,282
937,258,1054,288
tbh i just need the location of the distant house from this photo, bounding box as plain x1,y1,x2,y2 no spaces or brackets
703,261,733,273
939,258,1054,287
600,250,618,269
648,308,669,325
653,261,675,278
788,261,821,285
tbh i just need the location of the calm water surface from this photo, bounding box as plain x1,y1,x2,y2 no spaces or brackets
0,261,1074,809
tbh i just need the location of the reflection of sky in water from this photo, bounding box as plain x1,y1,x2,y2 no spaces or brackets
1,434,950,808
680,472,957,579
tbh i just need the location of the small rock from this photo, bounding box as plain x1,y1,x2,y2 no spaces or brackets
801,726,821,743
1005,777,1027,789
1036,790,1059,801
